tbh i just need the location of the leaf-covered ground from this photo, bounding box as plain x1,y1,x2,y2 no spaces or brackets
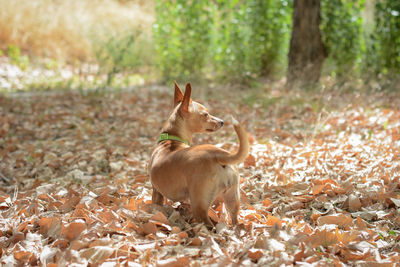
1,85,400,266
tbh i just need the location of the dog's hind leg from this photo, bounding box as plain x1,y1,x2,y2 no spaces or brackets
152,187,164,205
190,188,215,228
191,201,214,228
222,186,240,225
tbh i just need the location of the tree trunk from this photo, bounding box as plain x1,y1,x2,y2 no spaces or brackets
287,0,326,87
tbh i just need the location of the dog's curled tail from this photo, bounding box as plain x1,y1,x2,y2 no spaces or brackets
217,116,249,165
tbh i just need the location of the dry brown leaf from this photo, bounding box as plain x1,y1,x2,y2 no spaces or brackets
356,262,394,267
244,154,256,168
248,248,263,262
151,211,170,225
314,178,339,187
265,215,283,227
348,194,362,211
37,217,61,238
138,222,158,236
262,198,272,207
189,237,202,246
60,195,81,212
354,216,368,230
177,231,188,239
17,222,30,233
14,251,32,263
171,226,181,234
340,248,372,262
254,236,267,249
208,209,220,223
390,198,400,207
157,256,190,267
335,229,359,245
70,240,89,251
3,85,400,266
309,230,338,248
317,214,352,228
310,213,321,223
62,222,86,241
8,232,25,245
96,193,111,205
294,243,305,262
53,239,69,249
80,246,114,264
125,198,139,211
312,184,325,195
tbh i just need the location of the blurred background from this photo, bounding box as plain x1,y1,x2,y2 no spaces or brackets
0,0,399,91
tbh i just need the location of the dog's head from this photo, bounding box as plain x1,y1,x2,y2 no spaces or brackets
173,82,224,134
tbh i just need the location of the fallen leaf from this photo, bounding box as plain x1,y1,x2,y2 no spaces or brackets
60,195,81,212
312,184,325,195
14,251,32,263
189,237,202,246
157,256,190,267
390,198,400,207
151,211,170,225
138,222,157,236
348,194,362,211
265,215,283,227
309,230,338,248
317,214,352,228
248,248,263,262
37,217,61,238
80,246,114,264
244,154,256,168
62,222,86,241
294,243,305,262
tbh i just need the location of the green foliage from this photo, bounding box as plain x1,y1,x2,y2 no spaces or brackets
246,0,291,77
92,29,153,85
154,0,291,83
212,1,250,82
153,0,213,82
213,0,291,82
374,0,400,73
3,0,399,89
388,230,397,236
7,44,30,70
321,0,365,77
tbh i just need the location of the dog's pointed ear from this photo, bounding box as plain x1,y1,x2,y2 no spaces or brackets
174,81,184,107
180,83,192,113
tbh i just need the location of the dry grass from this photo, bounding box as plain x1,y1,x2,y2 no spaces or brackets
0,0,154,63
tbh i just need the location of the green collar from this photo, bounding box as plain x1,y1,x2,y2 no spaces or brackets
158,133,190,146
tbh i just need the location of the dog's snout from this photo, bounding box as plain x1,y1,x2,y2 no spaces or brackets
220,120,224,127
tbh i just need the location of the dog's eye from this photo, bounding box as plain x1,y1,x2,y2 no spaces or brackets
203,113,209,118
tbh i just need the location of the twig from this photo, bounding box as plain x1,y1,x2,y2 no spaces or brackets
0,172,10,183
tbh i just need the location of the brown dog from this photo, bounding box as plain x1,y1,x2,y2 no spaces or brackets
148,82,249,227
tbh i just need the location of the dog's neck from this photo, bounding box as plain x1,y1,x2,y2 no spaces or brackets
161,110,193,145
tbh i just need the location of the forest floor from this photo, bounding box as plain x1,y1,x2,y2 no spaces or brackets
1,83,400,266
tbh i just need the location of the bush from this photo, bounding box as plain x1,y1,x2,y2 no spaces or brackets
7,44,30,70
212,0,291,82
154,0,292,83
93,29,153,85
374,0,400,73
211,1,250,82
246,0,292,77
321,0,365,77
153,0,213,82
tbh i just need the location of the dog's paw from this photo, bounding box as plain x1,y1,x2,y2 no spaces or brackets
231,115,239,126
